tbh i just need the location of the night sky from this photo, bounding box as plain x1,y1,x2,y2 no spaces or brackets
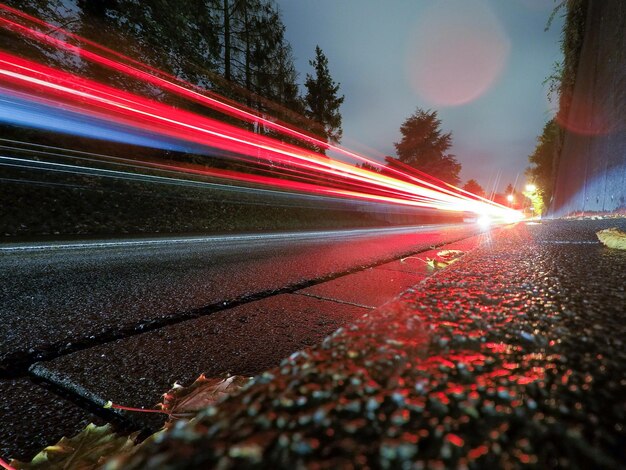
277,0,564,193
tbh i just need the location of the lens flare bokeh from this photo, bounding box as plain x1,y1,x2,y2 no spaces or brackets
406,0,510,107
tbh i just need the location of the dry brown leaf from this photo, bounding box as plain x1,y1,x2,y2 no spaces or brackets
425,249,465,269
159,374,251,427
436,250,464,261
426,258,449,269
401,250,465,269
596,227,626,250
10,424,137,470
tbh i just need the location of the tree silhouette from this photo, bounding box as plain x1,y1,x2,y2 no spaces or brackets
356,162,383,173
394,108,461,185
304,46,344,150
463,179,486,198
527,119,559,207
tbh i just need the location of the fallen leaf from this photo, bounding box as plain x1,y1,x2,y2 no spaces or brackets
10,424,137,470
596,227,626,250
426,258,449,269
400,256,426,264
401,250,465,269
426,250,466,269
159,374,251,427
436,250,464,261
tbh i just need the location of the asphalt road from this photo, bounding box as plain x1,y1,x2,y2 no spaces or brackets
0,223,480,372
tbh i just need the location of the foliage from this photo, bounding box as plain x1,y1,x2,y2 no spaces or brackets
77,0,221,86
304,45,345,149
462,179,486,198
9,374,252,469
527,119,559,211
400,250,465,269
159,374,251,428
355,162,383,173
425,249,465,269
10,424,137,469
218,1,304,116
0,1,84,71
535,0,588,212
543,0,588,113
393,108,461,185
523,185,544,217
596,228,626,250
555,0,588,122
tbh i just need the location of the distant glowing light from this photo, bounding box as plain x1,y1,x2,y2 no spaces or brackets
406,0,510,107
477,215,492,228
525,184,537,192
506,194,514,202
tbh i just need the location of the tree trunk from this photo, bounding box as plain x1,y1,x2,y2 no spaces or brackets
223,0,231,81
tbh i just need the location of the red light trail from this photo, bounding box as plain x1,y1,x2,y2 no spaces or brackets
0,3,502,200
0,3,522,222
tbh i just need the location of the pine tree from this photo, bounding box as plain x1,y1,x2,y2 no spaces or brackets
394,108,461,185
304,45,344,150
463,179,486,198
216,0,305,128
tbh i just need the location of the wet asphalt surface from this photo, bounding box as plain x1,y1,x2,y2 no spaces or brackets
0,224,476,372
1,224,480,460
0,378,107,460
105,219,626,469
30,294,371,432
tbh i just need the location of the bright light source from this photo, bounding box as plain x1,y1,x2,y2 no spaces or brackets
525,184,536,192
506,194,514,202
477,215,492,228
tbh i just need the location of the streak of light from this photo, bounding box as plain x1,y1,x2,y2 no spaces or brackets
0,12,524,222
0,54,445,205
0,93,197,153
0,54,520,218
0,5,511,207
0,225,457,253
0,155,417,210
0,9,337,149
0,138,358,197
0,128,462,209
0,5,508,203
